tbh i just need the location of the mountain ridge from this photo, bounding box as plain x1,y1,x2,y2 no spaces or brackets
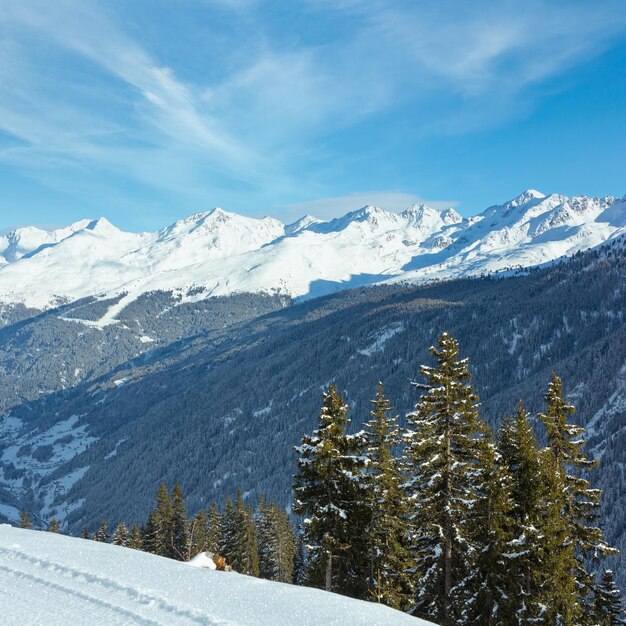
0,190,624,315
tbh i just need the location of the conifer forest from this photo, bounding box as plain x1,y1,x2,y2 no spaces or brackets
20,332,625,626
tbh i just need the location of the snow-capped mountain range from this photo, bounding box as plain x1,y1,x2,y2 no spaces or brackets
1,189,624,317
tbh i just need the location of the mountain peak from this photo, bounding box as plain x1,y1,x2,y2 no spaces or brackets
351,205,386,218
401,204,462,229
85,217,117,232
441,207,463,224
186,208,229,223
338,205,394,225
405,203,435,215
209,207,229,218
347,205,399,228
508,189,546,207
285,214,321,236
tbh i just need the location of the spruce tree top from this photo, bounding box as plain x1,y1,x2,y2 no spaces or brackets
364,382,400,456
540,372,594,469
316,384,349,440
19,510,32,529
411,332,484,438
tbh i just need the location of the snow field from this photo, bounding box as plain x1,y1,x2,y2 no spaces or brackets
0,525,432,625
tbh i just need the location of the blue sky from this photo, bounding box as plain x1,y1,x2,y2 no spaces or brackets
1,0,625,231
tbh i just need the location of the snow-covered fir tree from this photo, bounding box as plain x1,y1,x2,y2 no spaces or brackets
498,401,550,624
404,332,487,626
112,521,129,546
466,436,516,625
362,382,412,610
540,373,618,624
539,444,581,625
292,384,369,597
96,519,109,543
594,569,626,625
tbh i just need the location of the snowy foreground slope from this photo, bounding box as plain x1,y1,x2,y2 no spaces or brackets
0,526,431,625
0,189,624,314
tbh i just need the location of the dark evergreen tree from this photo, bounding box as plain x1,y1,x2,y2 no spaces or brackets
404,332,487,626
112,521,129,547
244,504,260,577
467,437,516,626
594,569,626,626
219,495,237,566
19,510,32,529
188,510,208,557
81,525,89,539
170,483,189,560
293,384,369,597
95,519,109,543
153,483,174,557
538,446,581,625
362,382,412,610
540,373,618,623
258,497,296,583
292,534,306,586
257,494,271,578
129,523,143,550
47,517,61,533
229,491,259,576
142,511,158,554
205,503,221,554
498,402,549,623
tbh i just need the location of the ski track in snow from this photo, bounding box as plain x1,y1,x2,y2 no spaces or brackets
0,526,429,625
0,547,227,625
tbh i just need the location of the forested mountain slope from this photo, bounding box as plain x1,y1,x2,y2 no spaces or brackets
0,236,624,584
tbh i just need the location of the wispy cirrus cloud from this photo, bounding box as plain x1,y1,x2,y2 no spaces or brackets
0,1,266,179
0,0,624,227
310,0,626,89
279,191,459,222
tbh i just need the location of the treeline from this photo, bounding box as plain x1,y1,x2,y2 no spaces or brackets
16,330,625,625
293,332,625,625
21,486,297,584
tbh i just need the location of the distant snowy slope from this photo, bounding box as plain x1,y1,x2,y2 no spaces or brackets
0,220,92,265
0,525,430,625
0,190,623,315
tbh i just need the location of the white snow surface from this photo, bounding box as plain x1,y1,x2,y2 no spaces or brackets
0,525,431,625
358,322,406,356
0,191,624,318
187,551,217,570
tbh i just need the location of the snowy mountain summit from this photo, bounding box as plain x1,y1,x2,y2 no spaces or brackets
0,190,624,316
